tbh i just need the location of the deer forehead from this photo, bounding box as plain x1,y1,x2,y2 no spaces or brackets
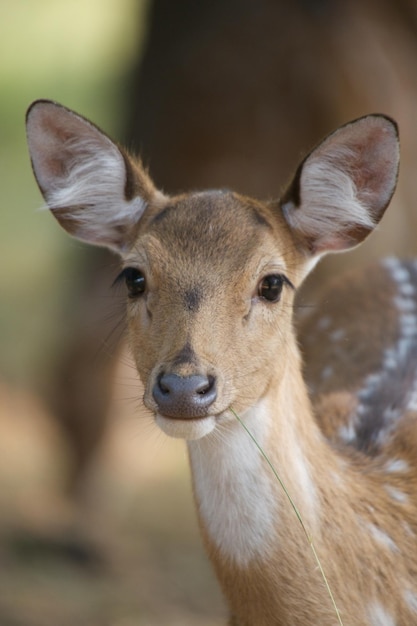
128,190,293,289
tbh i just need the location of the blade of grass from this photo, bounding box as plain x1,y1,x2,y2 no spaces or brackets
230,407,344,626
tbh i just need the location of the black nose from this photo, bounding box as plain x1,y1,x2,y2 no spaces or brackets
152,373,217,418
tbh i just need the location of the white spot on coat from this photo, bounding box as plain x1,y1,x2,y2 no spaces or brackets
317,316,331,330
384,459,409,473
330,328,346,341
404,589,417,614
384,485,408,503
321,365,333,380
367,522,399,553
368,601,396,626
339,421,356,444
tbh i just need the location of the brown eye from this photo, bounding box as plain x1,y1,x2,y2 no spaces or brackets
123,267,146,298
258,274,285,302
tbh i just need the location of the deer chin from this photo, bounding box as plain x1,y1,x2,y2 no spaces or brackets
155,413,216,440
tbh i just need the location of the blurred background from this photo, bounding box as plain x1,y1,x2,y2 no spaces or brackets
2,0,417,624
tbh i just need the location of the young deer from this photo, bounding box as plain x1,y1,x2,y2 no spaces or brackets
26,100,417,625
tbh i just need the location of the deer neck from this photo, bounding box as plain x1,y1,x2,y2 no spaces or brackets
187,344,334,569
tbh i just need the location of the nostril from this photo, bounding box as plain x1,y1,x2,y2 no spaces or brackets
196,375,215,395
157,373,171,395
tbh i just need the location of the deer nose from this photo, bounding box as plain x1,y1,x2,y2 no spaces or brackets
153,373,217,418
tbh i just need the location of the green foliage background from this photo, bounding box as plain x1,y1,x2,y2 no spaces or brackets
0,0,148,385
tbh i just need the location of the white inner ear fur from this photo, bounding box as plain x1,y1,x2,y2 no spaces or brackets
282,145,376,252
46,137,147,244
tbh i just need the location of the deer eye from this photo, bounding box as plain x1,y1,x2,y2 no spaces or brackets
258,274,285,302
122,267,146,298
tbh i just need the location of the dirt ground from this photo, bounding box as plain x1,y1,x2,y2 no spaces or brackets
0,360,226,626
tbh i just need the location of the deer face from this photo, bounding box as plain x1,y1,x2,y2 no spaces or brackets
122,190,298,439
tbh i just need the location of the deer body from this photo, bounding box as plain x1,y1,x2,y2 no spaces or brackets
26,101,417,624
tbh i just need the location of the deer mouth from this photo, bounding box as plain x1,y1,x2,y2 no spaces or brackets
155,412,217,440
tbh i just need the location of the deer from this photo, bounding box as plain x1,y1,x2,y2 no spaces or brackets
26,99,417,625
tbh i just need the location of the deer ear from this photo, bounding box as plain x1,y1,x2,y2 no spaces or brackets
281,115,399,256
26,100,165,252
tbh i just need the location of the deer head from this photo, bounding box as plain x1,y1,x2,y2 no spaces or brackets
26,100,399,441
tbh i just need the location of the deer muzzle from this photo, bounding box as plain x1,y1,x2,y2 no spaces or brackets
152,372,217,419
